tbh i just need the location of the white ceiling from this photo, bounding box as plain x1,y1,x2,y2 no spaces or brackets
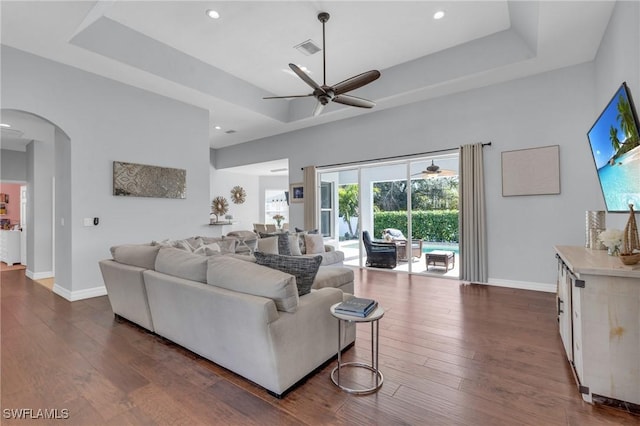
1,1,615,154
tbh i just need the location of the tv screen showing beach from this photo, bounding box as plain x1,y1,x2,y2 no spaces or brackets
587,83,640,212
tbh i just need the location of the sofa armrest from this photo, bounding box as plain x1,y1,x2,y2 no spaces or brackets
99,259,155,331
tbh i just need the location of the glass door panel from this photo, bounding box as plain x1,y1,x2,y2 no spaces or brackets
361,163,407,271
410,154,459,278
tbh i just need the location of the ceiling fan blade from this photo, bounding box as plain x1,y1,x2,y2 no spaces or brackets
289,63,325,93
313,101,326,116
332,70,381,95
333,94,375,108
263,94,313,100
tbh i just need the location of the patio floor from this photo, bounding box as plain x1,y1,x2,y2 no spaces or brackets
338,240,460,278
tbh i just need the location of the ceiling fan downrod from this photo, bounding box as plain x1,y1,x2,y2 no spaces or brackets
318,12,330,86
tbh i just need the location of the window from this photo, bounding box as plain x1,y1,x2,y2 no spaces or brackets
265,190,288,224
320,182,333,237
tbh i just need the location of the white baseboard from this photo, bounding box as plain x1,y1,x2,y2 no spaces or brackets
25,270,54,280
487,278,556,293
53,284,107,302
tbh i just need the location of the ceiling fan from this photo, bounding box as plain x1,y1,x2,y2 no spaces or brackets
263,12,381,116
412,160,456,178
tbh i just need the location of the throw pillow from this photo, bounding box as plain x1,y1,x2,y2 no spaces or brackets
254,252,322,296
199,236,236,254
304,233,325,254
294,227,318,234
256,236,279,254
193,242,221,256
288,234,302,256
258,232,292,256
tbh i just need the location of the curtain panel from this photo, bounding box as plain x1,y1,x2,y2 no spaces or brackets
459,143,488,283
303,165,317,230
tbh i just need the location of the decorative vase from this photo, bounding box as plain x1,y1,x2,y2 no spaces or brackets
276,220,281,229
608,245,620,256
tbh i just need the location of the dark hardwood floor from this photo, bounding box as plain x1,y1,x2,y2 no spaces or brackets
1,268,638,425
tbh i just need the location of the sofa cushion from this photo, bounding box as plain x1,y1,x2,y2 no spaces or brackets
155,247,208,283
259,232,291,256
207,255,298,312
304,233,325,254
111,244,161,270
313,267,354,290
256,236,279,254
254,252,322,296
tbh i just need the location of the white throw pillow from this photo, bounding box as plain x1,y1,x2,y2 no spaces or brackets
304,233,325,254
193,242,221,256
256,236,279,254
288,234,302,256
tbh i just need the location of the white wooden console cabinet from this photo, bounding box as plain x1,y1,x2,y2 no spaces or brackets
0,230,21,265
555,246,640,407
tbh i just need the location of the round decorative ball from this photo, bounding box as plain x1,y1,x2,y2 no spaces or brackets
230,186,246,204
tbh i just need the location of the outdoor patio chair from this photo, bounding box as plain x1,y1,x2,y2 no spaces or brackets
363,230,397,269
382,228,423,261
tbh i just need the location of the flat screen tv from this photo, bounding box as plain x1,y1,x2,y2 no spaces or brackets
587,82,640,212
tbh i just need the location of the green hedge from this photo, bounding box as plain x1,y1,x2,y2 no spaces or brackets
373,210,459,243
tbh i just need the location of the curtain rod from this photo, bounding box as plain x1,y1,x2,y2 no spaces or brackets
303,142,491,170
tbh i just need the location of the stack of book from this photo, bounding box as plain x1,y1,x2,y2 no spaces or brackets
334,297,378,318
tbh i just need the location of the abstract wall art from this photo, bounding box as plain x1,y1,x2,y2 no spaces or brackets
113,161,186,198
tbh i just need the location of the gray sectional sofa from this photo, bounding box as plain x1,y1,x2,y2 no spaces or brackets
99,241,355,397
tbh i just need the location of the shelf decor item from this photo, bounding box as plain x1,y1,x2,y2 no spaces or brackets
230,186,246,204
211,196,229,223
620,204,640,265
598,228,623,256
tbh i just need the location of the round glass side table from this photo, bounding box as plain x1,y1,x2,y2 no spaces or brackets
330,302,385,394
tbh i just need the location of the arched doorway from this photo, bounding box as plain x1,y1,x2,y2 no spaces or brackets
1,109,71,291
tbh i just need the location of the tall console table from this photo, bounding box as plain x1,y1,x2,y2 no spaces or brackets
555,246,640,409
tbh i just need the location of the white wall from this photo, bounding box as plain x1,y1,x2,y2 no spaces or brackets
214,62,601,290
25,138,54,278
594,0,640,230
2,46,210,300
1,149,27,181
213,3,639,290
209,160,260,232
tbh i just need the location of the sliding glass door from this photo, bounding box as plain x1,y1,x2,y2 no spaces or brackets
318,152,459,278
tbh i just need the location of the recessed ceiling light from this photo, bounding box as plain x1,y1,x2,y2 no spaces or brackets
214,125,222,130
206,9,220,19
433,10,445,20
0,123,10,128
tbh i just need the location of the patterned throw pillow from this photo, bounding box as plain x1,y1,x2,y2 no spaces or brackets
254,252,322,296
258,232,292,256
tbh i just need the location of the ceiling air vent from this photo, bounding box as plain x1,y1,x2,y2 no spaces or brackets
294,39,321,56
225,129,236,134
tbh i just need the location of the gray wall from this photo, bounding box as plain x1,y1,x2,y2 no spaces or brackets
25,138,54,277
214,2,640,290
1,149,27,181
1,46,210,299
